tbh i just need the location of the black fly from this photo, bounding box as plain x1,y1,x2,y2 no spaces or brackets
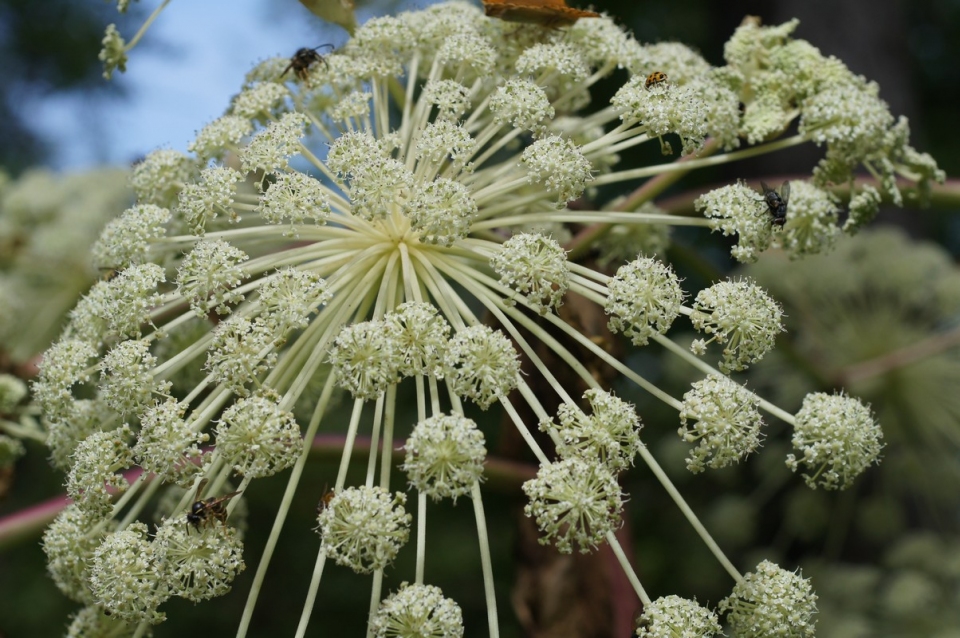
759,180,790,227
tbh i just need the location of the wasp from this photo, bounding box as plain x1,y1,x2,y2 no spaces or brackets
644,70,668,89
759,180,790,226
187,478,242,530
281,44,335,81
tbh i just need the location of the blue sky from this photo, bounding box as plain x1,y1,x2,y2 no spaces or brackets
38,0,395,169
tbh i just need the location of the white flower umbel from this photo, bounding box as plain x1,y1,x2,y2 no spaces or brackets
491,233,570,315
370,582,464,638
66,425,135,517
522,457,623,554
635,595,723,638
317,485,411,574
679,375,764,473
719,560,818,638
786,392,883,490
605,256,684,346
216,394,300,479
402,413,486,502
42,505,111,604
49,3,941,634
153,518,246,603
134,398,208,485
543,388,643,473
89,523,171,625
689,278,784,373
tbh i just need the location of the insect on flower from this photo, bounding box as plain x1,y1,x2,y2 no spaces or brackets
759,180,790,226
481,0,599,29
645,71,668,89
186,478,242,530
317,487,336,515
281,44,335,81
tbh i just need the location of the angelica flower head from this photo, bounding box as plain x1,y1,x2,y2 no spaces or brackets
38,4,940,632
689,278,785,373
42,504,111,604
719,560,818,638
635,595,723,638
605,256,684,346
66,425,135,517
679,375,765,473
402,413,486,502
522,457,624,554
152,518,246,602
786,392,883,490
89,523,171,624
543,388,643,472
370,582,464,638
317,485,411,574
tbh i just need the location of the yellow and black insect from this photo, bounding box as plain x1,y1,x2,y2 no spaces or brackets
281,44,335,81
644,70,668,89
187,478,242,530
759,180,790,226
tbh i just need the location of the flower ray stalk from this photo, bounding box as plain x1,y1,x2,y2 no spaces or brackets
237,372,337,638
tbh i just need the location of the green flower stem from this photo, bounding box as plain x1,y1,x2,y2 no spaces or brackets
470,190,550,221
614,137,724,212
636,445,742,583
410,253,466,331
591,134,808,187
605,531,650,606
433,253,589,408
471,480,500,638
235,372,338,638
467,126,524,176
338,399,366,490
98,470,150,535
184,386,234,434
366,569,385,638
132,620,150,638
115,473,163,530
294,553,328,638
500,398,551,467
379,385,398,487
398,53,421,147
125,0,171,50
580,119,636,159
565,136,721,260
471,176,532,206
650,333,796,425
416,490,427,585
471,210,712,230
366,392,386,486
554,61,616,110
